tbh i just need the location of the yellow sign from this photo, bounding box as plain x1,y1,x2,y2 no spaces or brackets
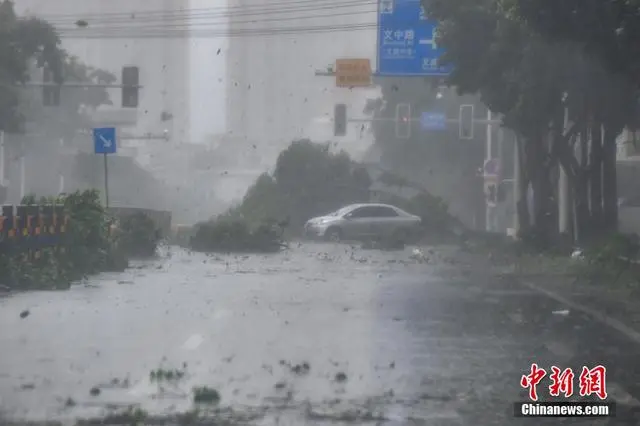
335,58,372,87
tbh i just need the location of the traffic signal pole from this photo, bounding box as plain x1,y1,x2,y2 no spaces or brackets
0,130,4,187
317,68,507,233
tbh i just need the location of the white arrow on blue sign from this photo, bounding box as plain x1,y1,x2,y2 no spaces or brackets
93,127,117,154
420,112,447,130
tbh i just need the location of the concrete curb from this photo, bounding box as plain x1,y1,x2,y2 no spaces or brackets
521,280,640,346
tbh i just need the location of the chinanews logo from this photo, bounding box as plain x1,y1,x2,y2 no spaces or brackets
514,364,615,418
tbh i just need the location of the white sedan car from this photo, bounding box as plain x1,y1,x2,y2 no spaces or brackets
304,203,422,242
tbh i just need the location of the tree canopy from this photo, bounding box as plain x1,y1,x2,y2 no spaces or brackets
0,0,115,142
0,0,63,132
509,0,640,84
423,0,640,241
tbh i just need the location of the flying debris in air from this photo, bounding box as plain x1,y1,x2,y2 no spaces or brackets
75,20,88,27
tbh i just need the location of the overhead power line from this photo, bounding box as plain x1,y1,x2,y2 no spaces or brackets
36,0,376,25
56,22,379,39
53,10,377,34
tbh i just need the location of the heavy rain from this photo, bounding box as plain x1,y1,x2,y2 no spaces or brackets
2,0,640,425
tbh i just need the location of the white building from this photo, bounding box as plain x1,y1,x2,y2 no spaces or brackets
225,0,379,164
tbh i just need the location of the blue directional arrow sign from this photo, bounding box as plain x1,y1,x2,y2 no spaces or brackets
93,127,117,154
377,0,453,76
421,112,447,130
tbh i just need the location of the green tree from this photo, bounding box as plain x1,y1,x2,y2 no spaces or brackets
508,0,640,232
509,0,640,83
424,0,638,244
0,0,63,133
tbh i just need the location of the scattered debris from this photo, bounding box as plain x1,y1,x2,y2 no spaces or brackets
19,310,29,318
409,248,429,263
274,381,287,390
280,360,311,376
89,386,101,396
334,372,348,383
193,386,220,404
291,362,311,375
150,367,186,382
571,249,585,260
98,406,148,424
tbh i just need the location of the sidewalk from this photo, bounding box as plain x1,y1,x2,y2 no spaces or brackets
456,246,640,340
516,260,640,338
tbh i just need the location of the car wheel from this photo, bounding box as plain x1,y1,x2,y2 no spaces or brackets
325,227,343,242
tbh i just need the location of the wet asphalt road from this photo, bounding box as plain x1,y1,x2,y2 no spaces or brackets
1,242,640,425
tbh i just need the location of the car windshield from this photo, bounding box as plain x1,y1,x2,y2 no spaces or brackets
329,206,356,216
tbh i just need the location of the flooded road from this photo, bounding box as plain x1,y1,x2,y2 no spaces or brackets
1,243,640,425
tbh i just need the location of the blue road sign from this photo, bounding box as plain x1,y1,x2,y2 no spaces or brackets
377,0,453,76
421,112,447,130
93,127,117,154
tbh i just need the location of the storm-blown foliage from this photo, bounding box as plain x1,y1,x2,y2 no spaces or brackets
0,190,163,291
190,139,463,252
228,139,371,229
190,139,372,252
116,211,161,258
0,0,63,133
0,190,127,290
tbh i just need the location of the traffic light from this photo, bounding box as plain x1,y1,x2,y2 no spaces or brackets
487,183,497,204
395,103,411,139
42,67,60,106
459,104,474,139
122,66,139,108
334,103,347,136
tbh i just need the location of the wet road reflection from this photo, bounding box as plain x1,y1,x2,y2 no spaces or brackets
0,243,638,425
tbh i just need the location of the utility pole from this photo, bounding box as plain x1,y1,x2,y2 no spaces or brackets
58,138,65,194
0,130,5,187
19,155,25,200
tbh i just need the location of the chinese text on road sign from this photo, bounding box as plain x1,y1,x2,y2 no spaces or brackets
420,112,446,130
377,0,452,76
335,58,372,87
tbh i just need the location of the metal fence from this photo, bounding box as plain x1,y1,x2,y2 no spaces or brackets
0,205,70,256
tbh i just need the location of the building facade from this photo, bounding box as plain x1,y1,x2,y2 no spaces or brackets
224,0,379,163
13,0,191,146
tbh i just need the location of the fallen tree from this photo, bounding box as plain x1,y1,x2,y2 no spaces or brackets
191,139,464,252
